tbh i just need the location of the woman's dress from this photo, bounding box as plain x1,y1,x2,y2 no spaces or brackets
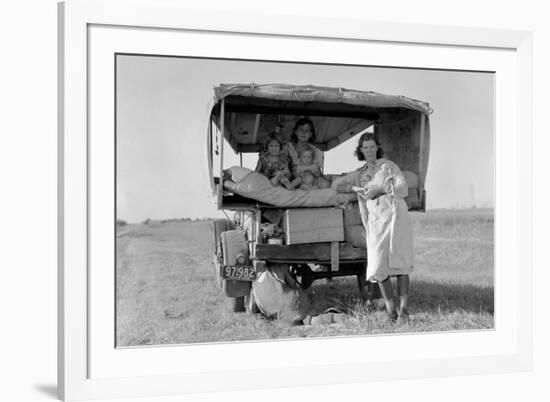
338,158,414,282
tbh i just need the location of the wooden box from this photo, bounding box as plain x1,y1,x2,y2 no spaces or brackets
282,208,344,245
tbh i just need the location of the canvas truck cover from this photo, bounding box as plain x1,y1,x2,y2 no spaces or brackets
207,83,432,210
210,83,432,154
214,83,432,115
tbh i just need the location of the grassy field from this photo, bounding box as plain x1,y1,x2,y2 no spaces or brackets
116,209,494,346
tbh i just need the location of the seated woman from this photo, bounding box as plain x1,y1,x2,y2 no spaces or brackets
283,117,324,175
255,133,294,190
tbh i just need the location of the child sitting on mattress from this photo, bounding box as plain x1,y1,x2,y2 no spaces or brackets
299,171,319,190
291,146,322,189
255,134,294,190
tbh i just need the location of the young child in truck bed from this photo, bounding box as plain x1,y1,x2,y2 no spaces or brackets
291,146,321,189
299,171,319,190
255,134,294,190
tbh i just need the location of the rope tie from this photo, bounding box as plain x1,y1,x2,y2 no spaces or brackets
338,87,344,102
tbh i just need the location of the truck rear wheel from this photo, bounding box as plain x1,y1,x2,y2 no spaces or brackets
211,219,234,254
220,230,251,303
212,222,252,313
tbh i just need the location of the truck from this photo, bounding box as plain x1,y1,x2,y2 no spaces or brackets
207,83,431,315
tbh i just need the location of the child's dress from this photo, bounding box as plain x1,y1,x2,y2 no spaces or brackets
255,152,291,180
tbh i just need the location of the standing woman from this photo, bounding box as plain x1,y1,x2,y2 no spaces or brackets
283,117,324,185
335,133,414,323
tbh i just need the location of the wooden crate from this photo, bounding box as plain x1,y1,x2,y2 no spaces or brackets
282,208,344,245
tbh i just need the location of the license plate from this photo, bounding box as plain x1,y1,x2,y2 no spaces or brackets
221,265,256,281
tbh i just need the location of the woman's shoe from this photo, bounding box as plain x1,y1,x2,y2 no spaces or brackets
397,308,410,325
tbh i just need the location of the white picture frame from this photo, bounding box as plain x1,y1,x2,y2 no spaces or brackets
58,0,533,400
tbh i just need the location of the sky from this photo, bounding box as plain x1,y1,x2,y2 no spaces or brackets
116,55,494,222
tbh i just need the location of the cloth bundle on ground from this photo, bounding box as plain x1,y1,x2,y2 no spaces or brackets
252,264,310,323
224,166,357,207
252,264,349,325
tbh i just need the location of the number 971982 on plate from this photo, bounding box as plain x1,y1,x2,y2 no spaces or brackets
220,265,256,281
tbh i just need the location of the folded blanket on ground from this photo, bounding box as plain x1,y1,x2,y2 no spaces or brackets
224,166,357,207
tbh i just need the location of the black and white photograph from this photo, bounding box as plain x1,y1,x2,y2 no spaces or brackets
6,0,550,400
115,56,494,346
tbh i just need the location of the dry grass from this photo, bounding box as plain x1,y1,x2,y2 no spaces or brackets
116,208,494,346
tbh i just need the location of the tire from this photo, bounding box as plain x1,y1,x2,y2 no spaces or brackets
211,219,234,254
211,219,235,287
220,230,251,299
231,296,246,313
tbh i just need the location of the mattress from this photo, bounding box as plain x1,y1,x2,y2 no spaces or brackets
223,166,357,208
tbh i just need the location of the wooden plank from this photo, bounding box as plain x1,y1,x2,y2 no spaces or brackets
230,112,236,130
331,241,339,272
252,114,261,145
220,103,380,119
283,208,344,245
263,259,367,265
229,133,238,154
254,209,261,258
219,99,225,181
315,119,327,143
255,242,367,261
418,113,426,209
217,99,225,210
207,119,215,194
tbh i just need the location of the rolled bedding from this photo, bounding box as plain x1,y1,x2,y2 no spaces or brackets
223,166,357,208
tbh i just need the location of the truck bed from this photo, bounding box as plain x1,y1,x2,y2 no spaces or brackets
254,241,367,263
